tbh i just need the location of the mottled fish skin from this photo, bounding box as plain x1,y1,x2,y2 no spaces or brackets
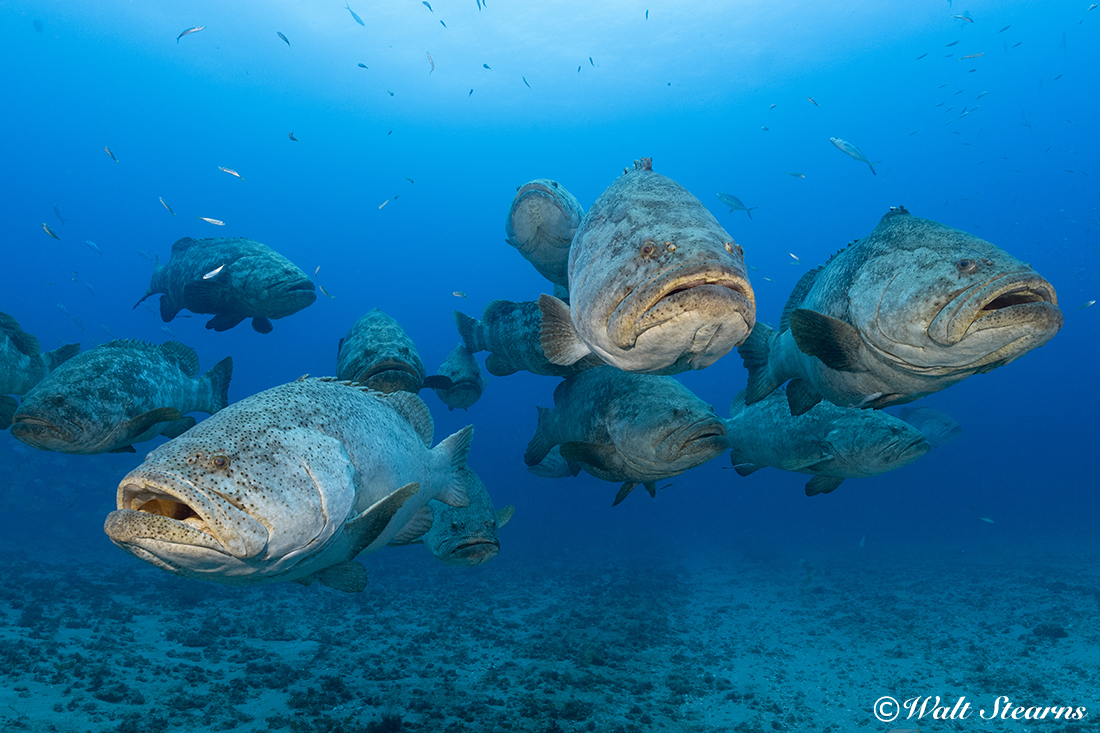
337,309,449,394
541,158,756,375
431,344,486,411
134,237,316,334
408,468,513,567
0,310,80,396
897,406,962,448
739,207,1062,414
504,179,584,289
523,366,730,501
455,299,604,378
11,340,231,455
726,388,930,496
104,378,473,591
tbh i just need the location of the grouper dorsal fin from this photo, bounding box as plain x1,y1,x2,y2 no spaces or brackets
780,266,824,332
788,309,865,372
805,475,844,496
170,236,199,254
158,341,200,377
374,391,434,445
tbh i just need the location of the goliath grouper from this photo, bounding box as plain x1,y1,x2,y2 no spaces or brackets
135,236,316,333
540,157,755,375
104,378,473,592
739,206,1062,414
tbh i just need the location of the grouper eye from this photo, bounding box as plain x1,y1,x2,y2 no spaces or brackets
639,240,657,259
211,454,231,470
956,258,978,274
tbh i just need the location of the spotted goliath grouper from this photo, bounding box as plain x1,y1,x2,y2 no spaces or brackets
739,206,1062,415
134,236,316,333
11,340,231,454
431,344,485,411
726,388,930,496
540,157,756,375
0,310,79,429
524,366,730,505
337,309,451,394
392,467,514,567
455,299,604,378
504,179,585,291
104,377,473,592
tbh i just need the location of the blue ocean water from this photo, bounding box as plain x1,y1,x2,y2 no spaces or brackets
2,1,1098,731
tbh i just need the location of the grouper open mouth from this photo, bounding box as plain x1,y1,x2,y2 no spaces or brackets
608,264,755,348
930,272,1060,346
105,470,268,559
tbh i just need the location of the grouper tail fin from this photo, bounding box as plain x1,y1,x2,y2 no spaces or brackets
523,406,555,466
738,323,781,404
454,310,487,352
434,425,473,507
200,356,234,414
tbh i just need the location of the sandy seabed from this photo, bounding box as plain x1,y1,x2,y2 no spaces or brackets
1,546,1097,733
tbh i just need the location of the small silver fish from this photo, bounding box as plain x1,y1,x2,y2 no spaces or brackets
319,284,335,299
138,250,153,262
85,240,102,254
716,192,758,219
378,199,390,210
453,291,469,300
159,197,175,216
427,51,434,74
345,3,365,25
959,52,985,60
218,166,243,179
1080,300,1095,309
829,136,877,175
203,264,225,280
807,96,820,107
104,146,119,163
199,217,225,226
423,1,433,11
42,223,60,240
951,13,974,22
177,26,205,43
522,76,531,88
277,31,290,47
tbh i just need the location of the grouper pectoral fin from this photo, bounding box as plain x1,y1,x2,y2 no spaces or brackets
388,505,434,546
496,505,515,529
0,396,16,431
730,447,762,476
421,374,453,391
345,481,421,555
161,417,197,439
788,309,865,372
108,445,137,453
485,353,519,377
251,316,273,334
538,293,591,366
781,453,833,472
297,560,369,593
805,475,844,496
786,378,824,416
119,407,185,442
205,313,246,331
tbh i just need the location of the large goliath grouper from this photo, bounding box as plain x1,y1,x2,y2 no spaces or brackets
135,236,316,333
104,378,473,592
540,158,756,375
739,206,1062,414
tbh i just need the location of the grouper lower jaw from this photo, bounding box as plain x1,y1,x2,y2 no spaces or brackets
449,538,500,566
928,273,1059,347
608,265,755,350
115,473,269,559
9,414,79,444
658,418,731,462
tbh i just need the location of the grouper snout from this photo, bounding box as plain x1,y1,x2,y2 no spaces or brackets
106,469,269,565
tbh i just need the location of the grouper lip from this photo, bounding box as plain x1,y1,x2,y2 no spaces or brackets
113,469,268,559
929,271,1058,346
608,263,753,348
660,416,731,460
9,413,79,443
454,537,501,553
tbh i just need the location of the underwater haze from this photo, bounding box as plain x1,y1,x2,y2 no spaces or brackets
2,0,1098,731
